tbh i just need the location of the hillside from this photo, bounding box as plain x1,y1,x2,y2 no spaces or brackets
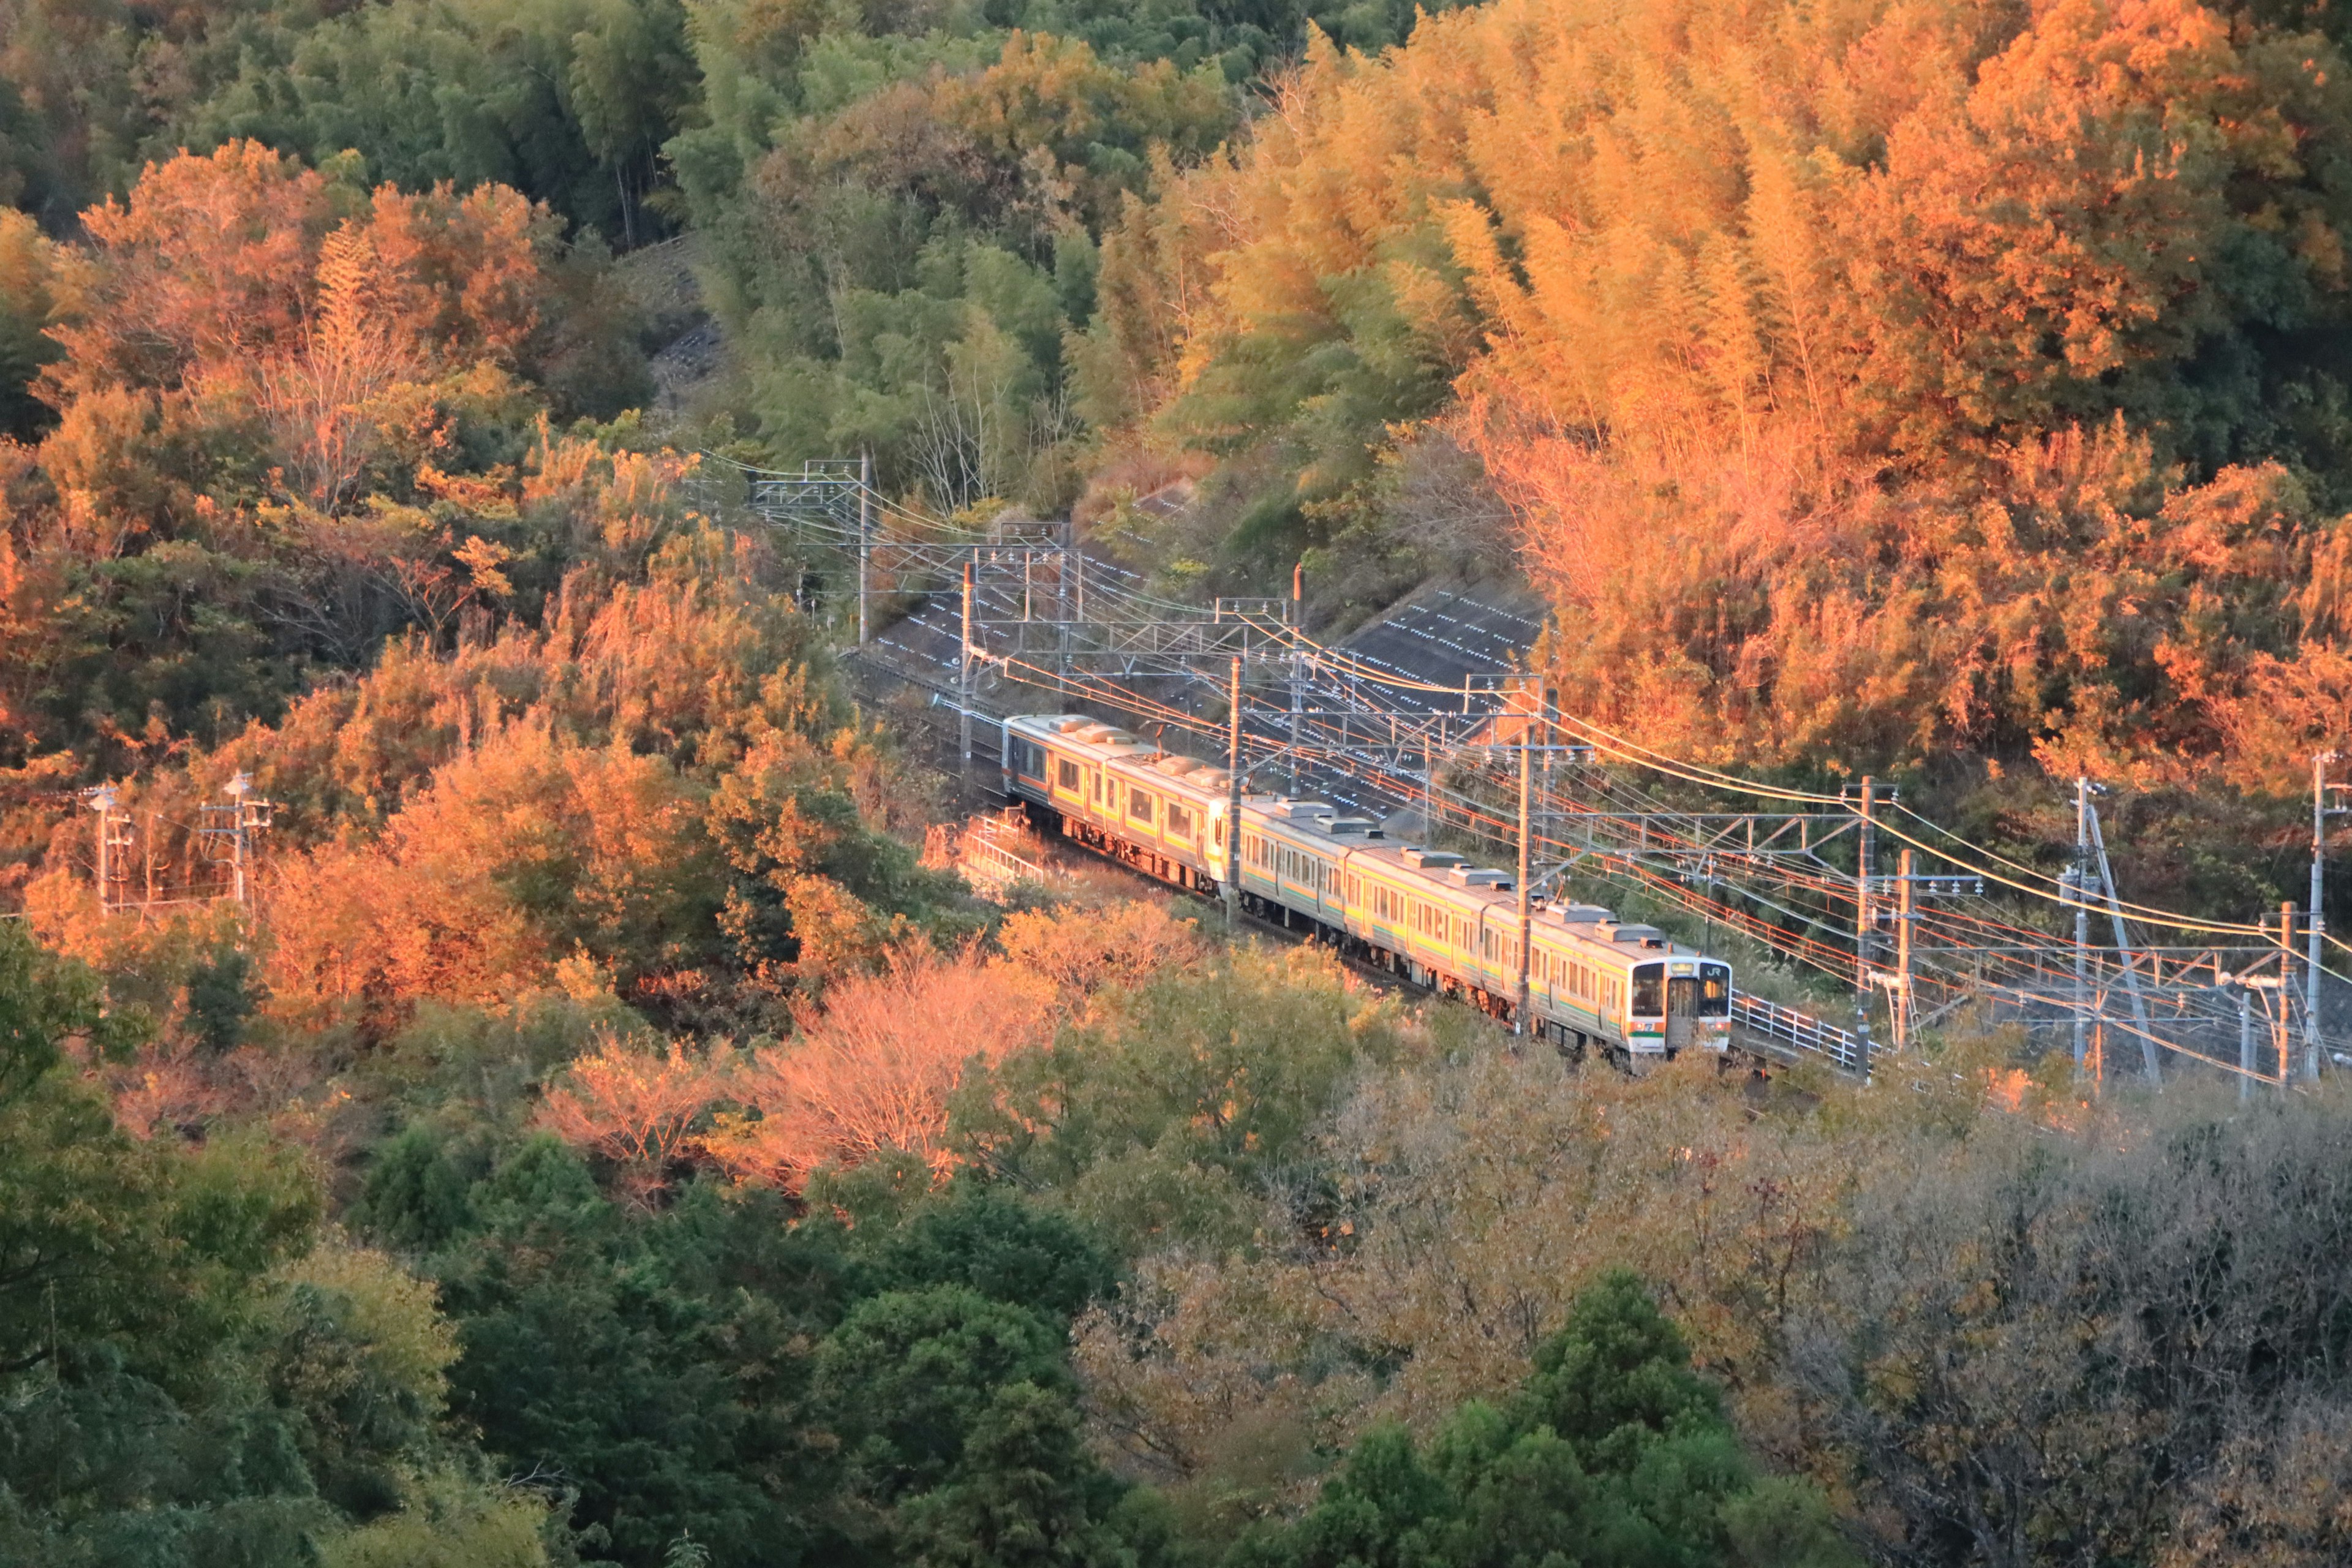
2,2,2352,1567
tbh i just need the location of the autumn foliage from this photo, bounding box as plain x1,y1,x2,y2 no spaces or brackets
1109,0,2352,791
530,901,1202,1194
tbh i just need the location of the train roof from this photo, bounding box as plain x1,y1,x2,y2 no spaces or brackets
1017,715,1708,964
1014,712,1237,794
1341,837,1695,956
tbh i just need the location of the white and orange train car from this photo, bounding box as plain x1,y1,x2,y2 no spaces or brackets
1001,712,1733,1061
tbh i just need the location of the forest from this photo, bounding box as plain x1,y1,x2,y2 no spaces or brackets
4,0,2352,1564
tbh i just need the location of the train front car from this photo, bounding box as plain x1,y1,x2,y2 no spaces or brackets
1626,952,1735,1057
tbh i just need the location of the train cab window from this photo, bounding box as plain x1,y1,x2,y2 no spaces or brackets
1631,963,1665,1017
1699,963,1732,1016
1057,758,1079,791
1129,791,1154,825
1215,818,1226,847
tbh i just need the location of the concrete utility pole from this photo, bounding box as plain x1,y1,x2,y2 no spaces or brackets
2239,984,2256,1104
959,559,975,789
1514,721,1532,1039
1226,654,1244,931
856,451,872,645
2073,777,2092,1074
1289,560,1305,795
1855,775,1875,1081
1894,847,1915,1052
2309,752,2343,1080
2086,797,2160,1084
1057,519,1073,698
226,772,254,905
88,785,123,916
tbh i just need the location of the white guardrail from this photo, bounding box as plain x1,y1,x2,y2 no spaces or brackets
1731,990,1866,1074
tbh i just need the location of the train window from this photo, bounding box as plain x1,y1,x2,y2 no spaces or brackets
1167,803,1193,838
1215,819,1226,847
1129,791,1153,825
1090,771,1101,802
1057,758,1079,791
1699,963,1731,1016
1631,963,1665,1017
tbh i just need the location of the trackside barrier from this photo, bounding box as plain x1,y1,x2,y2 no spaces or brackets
959,810,1060,900
1732,990,1864,1073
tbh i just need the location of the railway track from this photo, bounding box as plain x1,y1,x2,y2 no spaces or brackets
847,620,1852,1078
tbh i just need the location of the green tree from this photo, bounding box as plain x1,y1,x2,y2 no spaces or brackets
1232,1270,1853,1568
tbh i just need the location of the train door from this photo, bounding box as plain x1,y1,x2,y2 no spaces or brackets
1665,971,1699,1054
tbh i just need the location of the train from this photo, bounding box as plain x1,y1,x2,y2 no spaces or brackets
1001,712,1733,1061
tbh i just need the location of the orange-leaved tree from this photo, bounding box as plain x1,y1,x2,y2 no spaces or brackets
1105,0,2352,791
707,948,1052,1188
43,140,547,513
536,1032,730,1208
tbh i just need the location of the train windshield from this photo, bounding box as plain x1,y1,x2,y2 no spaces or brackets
1631,963,1665,1017
1698,963,1731,1016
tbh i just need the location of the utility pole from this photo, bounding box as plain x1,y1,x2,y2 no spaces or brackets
2282,901,2298,1086
2086,797,2160,1084
2074,777,2092,1074
2239,984,2255,1104
197,771,277,916
1226,654,1244,931
1894,846,1915,1052
856,451,872,646
228,774,252,905
2309,752,2344,1080
1057,521,1073,699
88,785,124,916
959,559,975,791
1855,776,1875,1081
1514,725,1532,1040
1289,560,1304,795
